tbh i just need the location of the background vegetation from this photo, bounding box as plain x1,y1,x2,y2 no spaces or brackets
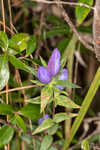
0,0,100,150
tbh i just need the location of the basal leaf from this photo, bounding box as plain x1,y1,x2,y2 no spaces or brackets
0,55,9,90
0,125,14,147
0,31,8,51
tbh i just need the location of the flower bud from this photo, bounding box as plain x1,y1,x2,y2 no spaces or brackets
48,48,60,77
37,66,52,84
56,69,68,90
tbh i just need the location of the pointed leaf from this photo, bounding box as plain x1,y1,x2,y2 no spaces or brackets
0,55,9,90
15,115,26,132
54,113,78,123
0,31,8,51
56,80,80,88
0,125,14,147
55,95,80,108
26,96,40,104
39,56,47,67
75,0,93,24
0,103,14,115
41,87,53,112
8,54,37,76
32,119,54,135
8,33,29,55
26,35,37,56
20,104,41,119
40,135,53,150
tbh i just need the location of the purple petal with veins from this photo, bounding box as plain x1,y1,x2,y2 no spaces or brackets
48,48,60,77
37,66,52,84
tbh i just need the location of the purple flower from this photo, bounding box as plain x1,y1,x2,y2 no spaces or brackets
48,48,60,77
56,69,68,90
37,48,68,90
38,114,50,125
37,66,52,84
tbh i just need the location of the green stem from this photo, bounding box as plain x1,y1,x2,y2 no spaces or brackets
63,34,78,140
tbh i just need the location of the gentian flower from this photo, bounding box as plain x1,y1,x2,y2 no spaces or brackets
38,114,50,125
37,48,68,90
48,48,60,77
37,66,51,84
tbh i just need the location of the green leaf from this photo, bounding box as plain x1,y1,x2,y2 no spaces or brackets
39,56,47,67
40,28,69,40
31,80,45,86
40,135,53,150
8,33,29,55
54,113,77,123
0,31,8,51
75,0,93,24
26,96,40,104
47,124,59,135
0,103,14,115
55,95,80,109
57,38,69,55
48,147,58,150
56,80,80,88
14,115,26,132
82,139,90,150
32,119,54,135
26,35,37,57
8,54,37,76
0,55,9,90
41,87,53,112
20,104,41,119
0,125,14,147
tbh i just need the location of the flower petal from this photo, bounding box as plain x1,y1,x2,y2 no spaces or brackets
38,118,44,125
37,66,52,84
38,114,50,125
56,69,68,90
48,48,60,77
43,114,50,119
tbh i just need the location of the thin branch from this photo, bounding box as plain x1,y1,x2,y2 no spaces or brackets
0,21,14,34
31,0,94,10
0,85,37,95
68,130,100,150
56,0,94,52
0,119,20,130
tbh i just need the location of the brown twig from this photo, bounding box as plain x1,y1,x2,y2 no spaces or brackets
0,21,14,34
68,130,100,150
0,119,20,130
32,0,94,10
56,0,94,52
0,85,37,95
